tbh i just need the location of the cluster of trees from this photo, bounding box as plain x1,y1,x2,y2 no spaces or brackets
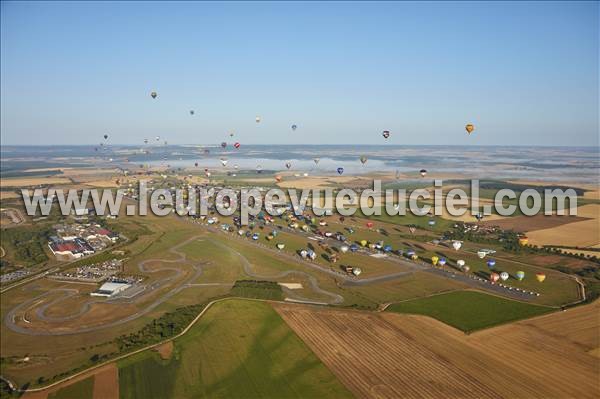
230,280,284,300
1,227,51,266
115,303,206,351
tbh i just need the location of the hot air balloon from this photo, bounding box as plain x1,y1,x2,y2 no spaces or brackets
487,259,496,270
352,267,362,276
518,236,529,246
536,273,546,282
155,136,160,141
490,273,500,283
431,256,439,266
256,165,262,173
409,225,417,234
220,159,228,167
234,142,240,149
500,272,509,281
477,250,487,259
255,116,261,123
103,134,109,140
276,243,285,250
420,169,427,177
267,234,274,241
360,156,367,164
428,219,436,226
452,241,462,251
384,245,393,252
382,130,390,139
150,91,157,99
516,271,525,281
144,138,149,144
406,250,416,257
190,110,195,115
194,162,198,167
337,167,344,175
463,265,470,273
291,124,297,130
234,164,239,169
221,142,227,148
438,258,447,266
457,259,466,268
366,222,374,228
340,245,349,253
314,158,320,164
285,162,292,169
465,124,475,135
275,175,282,182
360,240,368,247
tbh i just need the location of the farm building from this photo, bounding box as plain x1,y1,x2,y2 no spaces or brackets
90,281,131,297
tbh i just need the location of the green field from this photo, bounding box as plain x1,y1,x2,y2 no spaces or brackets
118,299,352,399
386,290,553,332
47,376,93,399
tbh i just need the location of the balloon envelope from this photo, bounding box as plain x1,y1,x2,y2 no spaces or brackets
487,259,496,269
516,271,525,281
337,167,344,175
465,124,475,134
536,273,546,282
452,241,462,251
500,272,509,281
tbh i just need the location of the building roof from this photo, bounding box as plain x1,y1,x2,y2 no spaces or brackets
98,282,130,292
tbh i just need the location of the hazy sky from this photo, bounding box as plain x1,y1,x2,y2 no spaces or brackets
1,1,598,146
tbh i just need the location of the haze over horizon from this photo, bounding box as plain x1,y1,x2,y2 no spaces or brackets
1,1,598,147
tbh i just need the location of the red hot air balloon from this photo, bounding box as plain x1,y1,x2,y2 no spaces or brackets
490,272,500,283
366,222,374,228
234,142,241,149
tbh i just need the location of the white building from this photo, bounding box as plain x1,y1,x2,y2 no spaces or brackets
90,282,131,297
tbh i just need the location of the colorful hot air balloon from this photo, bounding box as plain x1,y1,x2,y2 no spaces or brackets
360,240,368,247
366,222,374,228
275,175,282,182
516,271,525,281
420,169,427,177
150,91,157,99
360,156,368,164
452,241,462,251
431,256,439,266
536,273,546,282
337,167,344,175
465,124,475,135
438,258,447,266
490,272,500,283
500,272,509,281
382,130,390,139
234,142,241,149
519,236,529,246
487,259,496,269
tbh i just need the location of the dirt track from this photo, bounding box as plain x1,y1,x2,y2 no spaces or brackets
274,301,600,399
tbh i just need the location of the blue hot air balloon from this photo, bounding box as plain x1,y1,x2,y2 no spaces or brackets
487,259,496,269
438,257,447,266
350,244,359,252
406,250,416,257
337,167,344,175
384,245,393,252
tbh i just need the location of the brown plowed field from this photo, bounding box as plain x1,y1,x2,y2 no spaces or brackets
92,364,118,399
274,301,599,399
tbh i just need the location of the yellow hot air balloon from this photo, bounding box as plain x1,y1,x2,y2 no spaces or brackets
360,240,368,247
465,124,475,134
411,254,419,261
536,273,546,282
431,255,439,266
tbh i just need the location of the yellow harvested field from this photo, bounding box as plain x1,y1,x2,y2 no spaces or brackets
274,302,599,399
0,177,71,187
527,204,600,248
0,191,21,200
